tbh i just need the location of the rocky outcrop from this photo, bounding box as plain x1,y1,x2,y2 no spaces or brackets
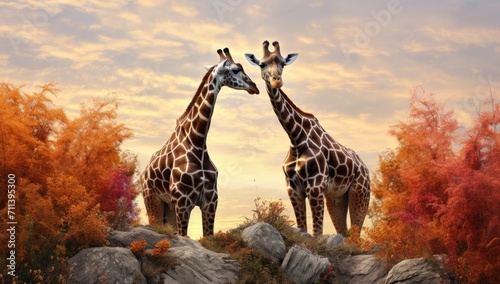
155,239,239,284
385,255,454,284
108,226,193,249
68,226,239,284
335,254,387,284
325,233,345,252
281,244,331,283
67,225,455,284
67,247,146,284
241,222,287,263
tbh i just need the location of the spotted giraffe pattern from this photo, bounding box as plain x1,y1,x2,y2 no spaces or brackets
140,48,259,237
246,41,370,236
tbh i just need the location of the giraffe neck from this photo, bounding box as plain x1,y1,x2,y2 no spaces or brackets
177,67,221,146
266,83,316,146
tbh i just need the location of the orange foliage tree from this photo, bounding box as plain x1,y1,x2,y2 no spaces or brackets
0,83,138,280
367,87,500,283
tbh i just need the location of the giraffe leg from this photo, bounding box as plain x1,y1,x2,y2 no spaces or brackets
287,185,307,233
164,202,177,229
201,195,217,237
325,192,349,236
174,195,195,236
200,175,218,237
308,188,325,236
143,190,165,224
348,181,370,236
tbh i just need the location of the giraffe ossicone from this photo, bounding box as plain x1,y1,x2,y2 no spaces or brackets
140,47,259,237
246,40,370,237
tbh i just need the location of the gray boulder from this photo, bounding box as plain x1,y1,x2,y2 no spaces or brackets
281,244,331,283
325,234,345,252
67,247,146,284
157,239,240,284
385,255,454,284
108,226,192,249
108,226,240,284
242,222,287,263
336,254,388,284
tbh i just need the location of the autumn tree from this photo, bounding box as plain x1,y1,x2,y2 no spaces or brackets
367,87,500,283
0,83,66,203
437,97,500,282
368,88,457,260
0,83,138,281
54,97,139,229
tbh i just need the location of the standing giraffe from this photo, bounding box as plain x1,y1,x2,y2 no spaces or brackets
140,48,259,237
246,41,370,236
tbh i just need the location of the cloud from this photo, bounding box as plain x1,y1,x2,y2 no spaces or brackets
2,0,499,239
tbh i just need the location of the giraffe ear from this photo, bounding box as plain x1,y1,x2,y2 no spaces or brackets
204,65,213,71
245,54,260,66
214,59,228,74
284,53,298,66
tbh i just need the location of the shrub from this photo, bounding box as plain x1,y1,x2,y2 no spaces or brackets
243,197,294,232
151,239,171,257
234,248,286,284
129,240,148,255
199,230,246,254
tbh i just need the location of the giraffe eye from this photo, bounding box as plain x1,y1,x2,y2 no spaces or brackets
259,63,267,68
231,68,240,74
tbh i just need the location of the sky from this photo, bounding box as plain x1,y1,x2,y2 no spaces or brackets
1,0,499,239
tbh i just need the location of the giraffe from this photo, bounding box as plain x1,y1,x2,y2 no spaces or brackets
140,48,259,237
245,41,370,237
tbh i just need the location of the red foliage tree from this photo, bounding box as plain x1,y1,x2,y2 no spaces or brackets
437,98,500,282
368,87,500,283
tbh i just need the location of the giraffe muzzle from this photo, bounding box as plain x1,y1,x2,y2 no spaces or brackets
271,77,283,88
247,82,260,95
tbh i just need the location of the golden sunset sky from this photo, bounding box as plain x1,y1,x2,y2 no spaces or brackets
1,0,499,239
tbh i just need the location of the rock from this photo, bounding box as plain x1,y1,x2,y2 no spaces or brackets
385,255,455,284
108,226,193,248
108,226,170,249
67,247,146,284
336,254,387,284
281,244,331,283
108,226,240,283
156,239,240,284
242,222,287,264
289,227,313,238
69,226,457,284
325,234,345,252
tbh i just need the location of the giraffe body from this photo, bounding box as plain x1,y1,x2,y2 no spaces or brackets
246,41,370,236
140,48,258,237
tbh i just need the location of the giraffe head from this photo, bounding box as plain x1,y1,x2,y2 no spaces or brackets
245,40,298,89
211,47,259,95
